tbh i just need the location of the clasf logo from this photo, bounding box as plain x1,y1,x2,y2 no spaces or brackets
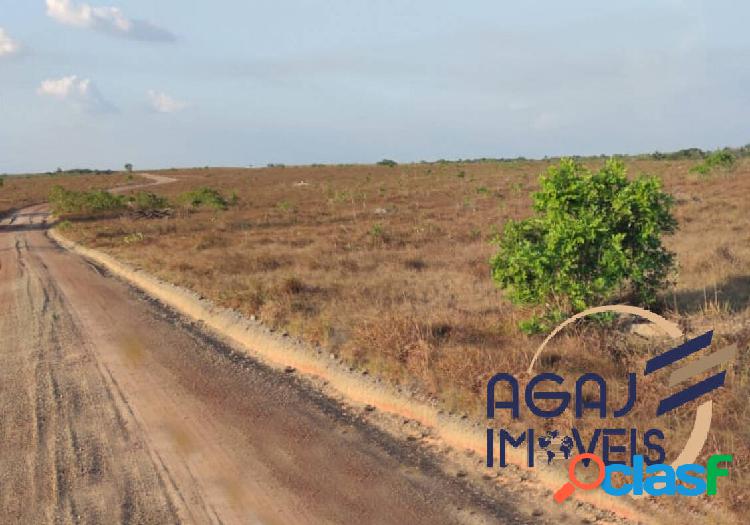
553,453,733,502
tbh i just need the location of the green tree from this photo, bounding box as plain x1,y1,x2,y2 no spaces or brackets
124,163,133,172
490,158,677,332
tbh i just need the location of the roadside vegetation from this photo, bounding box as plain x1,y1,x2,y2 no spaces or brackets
58,154,750,521
0,170,145,217
49,186,235,219
49,186,127,217
491,158,677,333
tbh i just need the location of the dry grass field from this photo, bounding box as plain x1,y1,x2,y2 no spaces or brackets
0,171,145,217
62,158,749,519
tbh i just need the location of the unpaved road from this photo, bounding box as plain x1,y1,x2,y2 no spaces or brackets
0,179,526,524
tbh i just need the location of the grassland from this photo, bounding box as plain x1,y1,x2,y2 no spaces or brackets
0,171,145,217
60,158,749,520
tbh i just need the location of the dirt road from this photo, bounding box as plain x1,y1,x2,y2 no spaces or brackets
0,180,526,524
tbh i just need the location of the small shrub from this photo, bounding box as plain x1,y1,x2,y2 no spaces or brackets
706,149,735,169
691,163,710,176
690,149,736,176
128,191,169,211
377,159,398,167
490,158,677,331
178,187,228,210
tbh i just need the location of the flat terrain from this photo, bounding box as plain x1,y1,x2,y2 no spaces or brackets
0,183,533,524
64,159,750,520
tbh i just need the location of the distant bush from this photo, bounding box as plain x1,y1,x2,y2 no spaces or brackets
490,158,677,332
46,168,114,176
49,186,125,216
654,147,706,160
128,191,169,211
377,159,398,167
690,149,736,176
178,187,229,210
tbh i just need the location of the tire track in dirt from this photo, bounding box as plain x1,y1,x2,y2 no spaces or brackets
1,217,179,525
0,174,561,525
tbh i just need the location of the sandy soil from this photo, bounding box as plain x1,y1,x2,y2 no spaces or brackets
0,178,532,524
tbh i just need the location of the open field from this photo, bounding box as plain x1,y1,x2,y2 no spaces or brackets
59,158,750,521
0,171,146,217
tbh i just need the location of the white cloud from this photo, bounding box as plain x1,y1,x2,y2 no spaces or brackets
37,75,115,113
0,27,20,57
46,0,175,42
147,90,187,113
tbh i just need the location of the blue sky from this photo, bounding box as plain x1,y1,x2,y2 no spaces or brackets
0,1,748,173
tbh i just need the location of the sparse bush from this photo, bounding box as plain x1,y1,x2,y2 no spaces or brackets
490,158,677,332
690,149,736,176
128,191,169,211
377,159,398,167
49,186,125,217
178,187,229,210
